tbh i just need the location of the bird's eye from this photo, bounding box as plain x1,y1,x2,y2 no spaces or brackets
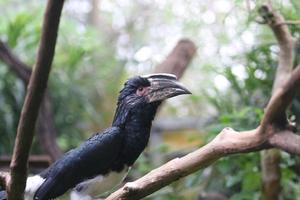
136,87,146,96
138,87,144,91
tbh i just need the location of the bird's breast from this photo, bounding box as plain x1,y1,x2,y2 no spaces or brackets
70,166,130,199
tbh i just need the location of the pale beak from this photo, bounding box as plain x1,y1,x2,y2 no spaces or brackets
143,73,191,103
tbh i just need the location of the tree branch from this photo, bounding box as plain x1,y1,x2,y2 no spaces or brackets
258,4,296,128
36,92,62,161
6,0,64,199
106,128,269,200
258,4,296,200
269,131,300,155
0,41,31,83
154,39,196,79
0,40,62,162
260,64,300,129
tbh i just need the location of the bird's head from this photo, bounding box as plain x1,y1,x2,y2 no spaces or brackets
112,73,191,127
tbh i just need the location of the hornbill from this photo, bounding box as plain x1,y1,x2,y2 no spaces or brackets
0,73,191,200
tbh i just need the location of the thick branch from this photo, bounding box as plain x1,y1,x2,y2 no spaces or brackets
0,41,31,83
259,4,296,130
258,4,295,200
106,128,268,200
107,128,300,199
7,1,64,199
154,39,196,79
36,92,62,161
269,131,300,155
258,4,295,92
261,65,300,129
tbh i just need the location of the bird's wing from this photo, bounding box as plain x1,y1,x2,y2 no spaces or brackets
34,127,123,199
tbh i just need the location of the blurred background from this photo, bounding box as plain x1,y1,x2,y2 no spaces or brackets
0,0,300,199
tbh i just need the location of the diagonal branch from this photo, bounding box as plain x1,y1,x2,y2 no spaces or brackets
261,64,300,129
6,0,65,199
106,128,268,200
154,39,196,79
0,41,31,83
0,40,62,162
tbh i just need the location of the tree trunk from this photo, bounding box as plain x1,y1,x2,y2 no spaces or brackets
7,0,64,199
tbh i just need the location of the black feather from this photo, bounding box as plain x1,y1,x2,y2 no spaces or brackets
35,127,123,199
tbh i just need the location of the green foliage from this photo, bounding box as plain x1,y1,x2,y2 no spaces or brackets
0,3,124,152
203,4,300,199
0,68,24,154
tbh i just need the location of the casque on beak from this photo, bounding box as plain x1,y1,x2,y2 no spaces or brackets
143,73,191,103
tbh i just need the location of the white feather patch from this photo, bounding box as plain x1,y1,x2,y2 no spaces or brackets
70,167,130,200
24,175,45,200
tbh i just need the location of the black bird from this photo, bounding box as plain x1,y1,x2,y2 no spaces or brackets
1,73,191,200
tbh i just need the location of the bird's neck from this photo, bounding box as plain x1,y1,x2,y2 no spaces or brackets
112,102,160,166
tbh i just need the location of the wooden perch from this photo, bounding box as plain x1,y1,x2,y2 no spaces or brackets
258,4,296,200
6,0,64,199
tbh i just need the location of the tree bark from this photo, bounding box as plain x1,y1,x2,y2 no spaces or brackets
6,0,64,199
36,92,62,161
258,4,296,200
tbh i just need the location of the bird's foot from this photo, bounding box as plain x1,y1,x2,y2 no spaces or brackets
124,182,139,192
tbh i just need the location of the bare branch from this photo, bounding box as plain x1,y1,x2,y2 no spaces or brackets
260,65,300,129
106,128,270,200
276,20,300,26
7,0,65,199
259,4,296,200
0,41,31,83
269,131,300,155
154,39,196,79
0,40,62,162
258,4,296,129
36,92,62,161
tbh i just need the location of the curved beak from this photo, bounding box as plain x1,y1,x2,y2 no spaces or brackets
143,73,191,103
